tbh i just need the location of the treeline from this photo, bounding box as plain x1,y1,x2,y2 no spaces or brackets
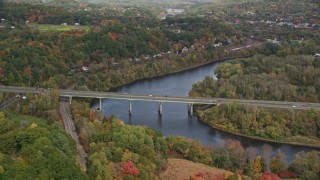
191,55,320,102
0,111,85,179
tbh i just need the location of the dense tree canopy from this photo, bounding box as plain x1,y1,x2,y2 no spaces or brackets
0,1,251,91
0,112,85,179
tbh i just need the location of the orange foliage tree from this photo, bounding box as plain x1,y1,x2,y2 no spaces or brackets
108,32,118,42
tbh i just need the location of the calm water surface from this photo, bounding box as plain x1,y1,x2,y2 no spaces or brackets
93,61,319,161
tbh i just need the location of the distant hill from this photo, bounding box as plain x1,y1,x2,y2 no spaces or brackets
4,0,214,5
5,0,78,4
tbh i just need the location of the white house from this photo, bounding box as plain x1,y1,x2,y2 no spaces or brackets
82,66,89,71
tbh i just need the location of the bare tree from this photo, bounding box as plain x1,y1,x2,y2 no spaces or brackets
245,146,257,162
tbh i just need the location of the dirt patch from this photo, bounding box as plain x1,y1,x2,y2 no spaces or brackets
160,158,232,180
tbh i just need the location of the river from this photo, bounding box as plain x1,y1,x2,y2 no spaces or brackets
93,60,319,162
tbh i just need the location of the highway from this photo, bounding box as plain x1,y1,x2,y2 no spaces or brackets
1,85,320,111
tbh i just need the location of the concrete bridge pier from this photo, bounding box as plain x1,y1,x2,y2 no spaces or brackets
158,101,163,116
99,98,102,111
188,103,193,116
69,96,72,104
129,100,132,116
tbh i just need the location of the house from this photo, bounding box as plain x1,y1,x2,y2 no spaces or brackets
82,66,89,71
181,47,188,53
214,42,222,47
272,38,281,44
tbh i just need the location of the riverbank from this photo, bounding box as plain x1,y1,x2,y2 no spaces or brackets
195,108,320,149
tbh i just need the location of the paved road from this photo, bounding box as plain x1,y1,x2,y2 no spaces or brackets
1,85,320,111
60,101,87,171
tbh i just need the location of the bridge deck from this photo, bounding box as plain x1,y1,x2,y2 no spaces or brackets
1,86,319,111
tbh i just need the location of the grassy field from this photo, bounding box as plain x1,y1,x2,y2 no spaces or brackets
28,23,90,32
4,110,49,127
160,158,234,179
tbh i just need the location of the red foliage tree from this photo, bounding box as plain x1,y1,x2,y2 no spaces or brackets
194,172,204,180
260,172,281,180
121,161,139,177
213,173,224,180
277,170,297,179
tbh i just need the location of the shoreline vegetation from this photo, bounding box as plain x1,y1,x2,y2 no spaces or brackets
195,112,320,149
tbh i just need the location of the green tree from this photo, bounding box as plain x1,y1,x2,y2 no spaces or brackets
215,63,243,79
0,0,4,13
260,42,280,55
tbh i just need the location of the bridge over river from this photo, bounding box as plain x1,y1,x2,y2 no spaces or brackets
1,86,319,116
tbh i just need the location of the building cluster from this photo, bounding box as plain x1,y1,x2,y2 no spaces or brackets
246,19,319,29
